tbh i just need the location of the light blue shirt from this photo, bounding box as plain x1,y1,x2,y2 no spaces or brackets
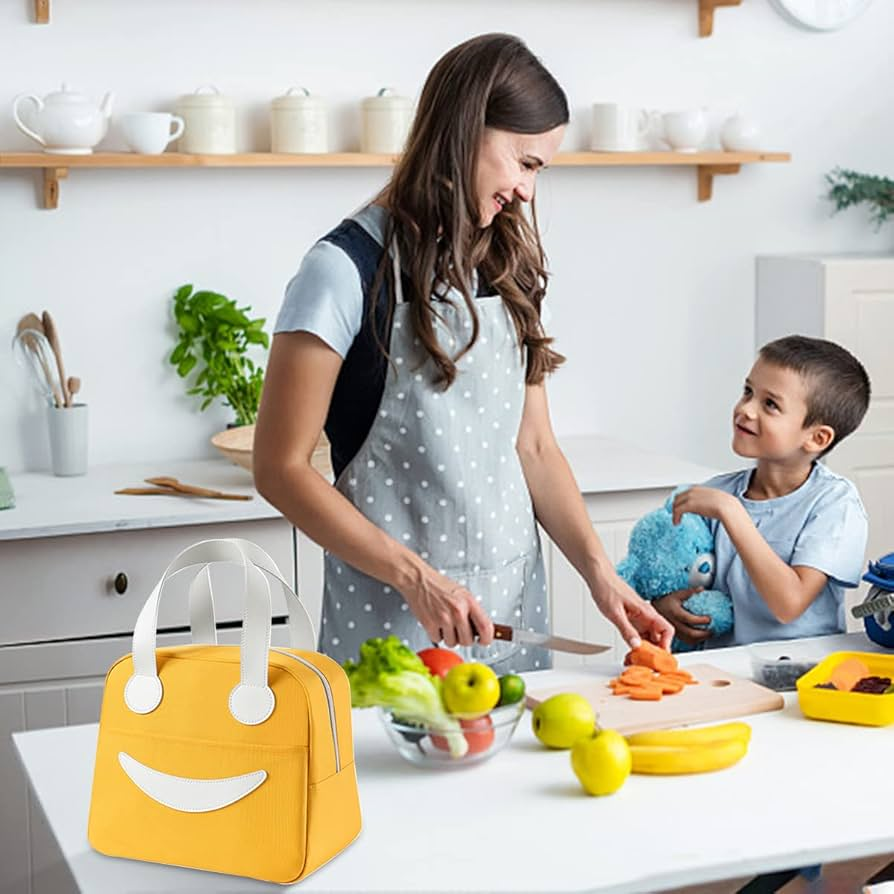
274,203,551,357
702,462,868,647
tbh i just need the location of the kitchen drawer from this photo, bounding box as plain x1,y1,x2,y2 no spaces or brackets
0,519,294,647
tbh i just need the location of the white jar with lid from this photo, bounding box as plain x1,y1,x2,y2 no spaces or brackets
271,87,328,154
361,87,413,154
175,85,236,154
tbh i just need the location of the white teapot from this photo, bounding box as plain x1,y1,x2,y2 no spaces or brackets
13,83,114,154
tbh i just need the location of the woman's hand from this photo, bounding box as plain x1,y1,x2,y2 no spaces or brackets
590,573,675,651
400,569,495,648
653,588,713,647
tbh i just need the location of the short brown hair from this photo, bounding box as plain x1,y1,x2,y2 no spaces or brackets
759,335,871,454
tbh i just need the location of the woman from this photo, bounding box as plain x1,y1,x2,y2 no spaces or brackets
254,33,672,671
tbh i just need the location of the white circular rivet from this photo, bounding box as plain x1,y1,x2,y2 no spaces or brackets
229,684,275,725
124,674,163,714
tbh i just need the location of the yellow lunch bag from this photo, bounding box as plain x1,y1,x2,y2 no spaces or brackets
88,538,361,884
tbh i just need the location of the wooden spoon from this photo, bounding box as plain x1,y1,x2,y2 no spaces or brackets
15,313,63,407
41,311,71,408
67,376,81,403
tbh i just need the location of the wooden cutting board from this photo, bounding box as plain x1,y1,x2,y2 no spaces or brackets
526,664,784,735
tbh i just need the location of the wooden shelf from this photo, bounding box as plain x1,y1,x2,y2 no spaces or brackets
698,0,743,36
32,0,742,32
0,150,791,209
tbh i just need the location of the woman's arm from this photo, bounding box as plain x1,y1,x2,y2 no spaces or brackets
515,383,673,649
253,331,494,646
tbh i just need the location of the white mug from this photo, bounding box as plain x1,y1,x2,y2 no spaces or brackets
656,109,708,153
590,103,650,151
121,112,185,154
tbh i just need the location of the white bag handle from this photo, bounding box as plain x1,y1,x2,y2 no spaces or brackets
186,538,316,651
125,540,277,725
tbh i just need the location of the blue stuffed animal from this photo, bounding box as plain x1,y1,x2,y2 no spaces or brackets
616,495,733,652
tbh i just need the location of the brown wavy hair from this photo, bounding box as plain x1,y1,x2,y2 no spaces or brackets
370,33,569,387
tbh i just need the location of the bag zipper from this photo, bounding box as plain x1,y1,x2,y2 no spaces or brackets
271,648,340,773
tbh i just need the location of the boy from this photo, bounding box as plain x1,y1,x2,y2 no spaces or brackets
655,335,871,649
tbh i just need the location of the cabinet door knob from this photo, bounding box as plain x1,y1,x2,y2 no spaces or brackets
113,572,128,595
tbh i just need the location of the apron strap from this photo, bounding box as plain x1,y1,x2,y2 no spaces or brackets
392,238,406,305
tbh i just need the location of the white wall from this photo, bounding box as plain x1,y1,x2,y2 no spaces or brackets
2,0,893,474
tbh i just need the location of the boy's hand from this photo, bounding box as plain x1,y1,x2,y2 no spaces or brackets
653,587,713,646
672,486,737,526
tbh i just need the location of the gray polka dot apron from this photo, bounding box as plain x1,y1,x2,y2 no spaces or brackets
320,245,550,674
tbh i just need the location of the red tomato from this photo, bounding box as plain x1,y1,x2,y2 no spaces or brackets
460,715,495,754
417,647,463,678
431,715,495,756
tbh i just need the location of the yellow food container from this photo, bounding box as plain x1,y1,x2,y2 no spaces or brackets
797,650,894,726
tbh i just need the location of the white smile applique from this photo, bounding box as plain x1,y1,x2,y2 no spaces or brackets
118,752,266,813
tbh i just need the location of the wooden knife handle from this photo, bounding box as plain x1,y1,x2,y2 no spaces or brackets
492,623,514,642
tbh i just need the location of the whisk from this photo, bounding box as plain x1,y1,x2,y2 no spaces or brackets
12,328,64,408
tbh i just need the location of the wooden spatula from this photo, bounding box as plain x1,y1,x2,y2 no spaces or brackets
144,476,253,500
41,311,71,408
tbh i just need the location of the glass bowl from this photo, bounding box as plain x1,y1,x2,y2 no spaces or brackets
377,700,526,768
748,641,823,691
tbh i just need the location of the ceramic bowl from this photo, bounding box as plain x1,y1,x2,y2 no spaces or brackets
211,425,331,475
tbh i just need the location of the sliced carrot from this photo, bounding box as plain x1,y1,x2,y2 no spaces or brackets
628,687,663,701
660,669,695,680
620,669,654,683
610,684,638,695
624,641,679,674
656,679,684,695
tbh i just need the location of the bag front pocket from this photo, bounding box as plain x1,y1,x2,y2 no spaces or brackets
89,728,309,884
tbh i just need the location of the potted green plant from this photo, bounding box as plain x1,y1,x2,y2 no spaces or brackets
826,168,894,230
168,284,269,427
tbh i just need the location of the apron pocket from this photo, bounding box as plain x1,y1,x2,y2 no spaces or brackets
453,554,529,666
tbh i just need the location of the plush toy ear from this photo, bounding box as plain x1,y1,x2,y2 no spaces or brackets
664,485,692,514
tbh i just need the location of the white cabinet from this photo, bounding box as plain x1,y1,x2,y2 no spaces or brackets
757,254,894,628
0,461,299,894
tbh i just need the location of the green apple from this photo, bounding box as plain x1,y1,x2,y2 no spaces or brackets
571,728,631,796
531,693,596,749
442,662,501,716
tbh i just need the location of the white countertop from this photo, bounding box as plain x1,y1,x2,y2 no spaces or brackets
558,433,718,495
0,436,719,542
13,632,894,893
0,459,279,541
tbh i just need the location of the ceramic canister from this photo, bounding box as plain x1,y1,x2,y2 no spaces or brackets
271,87,327,153
175,85,236,154
361,87,413,154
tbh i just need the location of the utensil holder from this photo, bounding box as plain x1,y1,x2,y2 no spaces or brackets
47,403,88,476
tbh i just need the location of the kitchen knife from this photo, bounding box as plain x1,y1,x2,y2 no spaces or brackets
492,623,611,656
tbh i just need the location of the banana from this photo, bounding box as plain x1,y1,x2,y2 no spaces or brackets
625,721,751,749
630,737,748,775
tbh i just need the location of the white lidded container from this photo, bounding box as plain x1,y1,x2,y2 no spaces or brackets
175,85,236,154
361,87,413,154
271,87,328,154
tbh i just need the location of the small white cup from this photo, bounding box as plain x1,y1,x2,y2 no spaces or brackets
657,109,708,153
121,112,185,154
590,103,650,151
47,403,88,476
